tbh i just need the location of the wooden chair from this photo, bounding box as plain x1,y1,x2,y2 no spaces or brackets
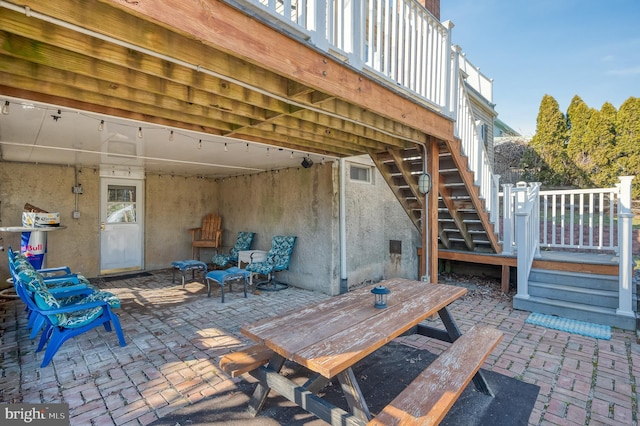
189,213,222,260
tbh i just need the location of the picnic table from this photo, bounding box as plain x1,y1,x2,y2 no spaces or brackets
222,278,503,425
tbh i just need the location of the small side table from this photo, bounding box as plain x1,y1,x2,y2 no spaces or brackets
237,250,267,269
0,225,67,269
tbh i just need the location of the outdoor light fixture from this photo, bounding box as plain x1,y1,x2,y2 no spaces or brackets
98,120,104,132
2,101,9,115
301,156,313,168
137,127,143,138
418,172,432,194
371,285,390,309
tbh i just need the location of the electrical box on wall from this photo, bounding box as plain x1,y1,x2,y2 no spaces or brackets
72,211,80,219
72,185,83,194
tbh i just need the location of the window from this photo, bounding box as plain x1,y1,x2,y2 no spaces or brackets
106,185,137,223
350,164,372,184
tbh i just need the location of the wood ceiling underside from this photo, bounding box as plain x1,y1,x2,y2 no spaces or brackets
0,0,455,159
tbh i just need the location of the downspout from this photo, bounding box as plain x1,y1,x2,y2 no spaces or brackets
339,159,348,293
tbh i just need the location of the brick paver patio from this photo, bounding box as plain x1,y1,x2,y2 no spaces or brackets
0,270,638,425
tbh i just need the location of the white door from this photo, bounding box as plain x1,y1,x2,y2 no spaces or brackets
100,177,144,274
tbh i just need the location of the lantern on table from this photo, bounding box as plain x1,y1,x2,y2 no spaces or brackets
371,285,390,309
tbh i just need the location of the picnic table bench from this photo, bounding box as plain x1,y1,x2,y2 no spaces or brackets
219,278,504,426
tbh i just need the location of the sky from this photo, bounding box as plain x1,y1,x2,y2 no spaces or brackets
440,0,640,137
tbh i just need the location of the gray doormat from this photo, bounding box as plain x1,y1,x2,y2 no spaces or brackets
98,272,153,282
150,341,539,425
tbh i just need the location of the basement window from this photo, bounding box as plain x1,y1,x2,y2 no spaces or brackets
349,164,372,184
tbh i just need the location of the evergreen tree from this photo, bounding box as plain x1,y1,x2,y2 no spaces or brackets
521,95,570,186
565,95,594,186
615,97,640,198
582,102,617,187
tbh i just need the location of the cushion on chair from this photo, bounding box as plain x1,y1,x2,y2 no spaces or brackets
206,267,249,283
84,291,121,309
33,288,66,326
34,288,109,329
229,232,255,261
172,260,207,270
245,236,296,275
17,268,45,292
211,253,231,268
211,231,255,267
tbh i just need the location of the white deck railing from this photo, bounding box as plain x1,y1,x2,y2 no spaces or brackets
511,182,541,301
501,177,634,255
247,0,454,113
504,177,635,315
450,48,497,216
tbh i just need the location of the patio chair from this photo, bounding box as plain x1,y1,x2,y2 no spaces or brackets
211,231,255,268
8,248,98,338
189,213,222,260
245,235,296,291
29,282,126,367
10,258,121,348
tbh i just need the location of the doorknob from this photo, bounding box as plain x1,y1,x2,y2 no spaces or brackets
101,222,105,231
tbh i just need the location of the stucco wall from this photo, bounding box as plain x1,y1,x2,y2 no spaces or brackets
0,162,221,280
215,163,339,294
344,157,421,288
1,159,418,295
0,163,100,280
144,174,219,269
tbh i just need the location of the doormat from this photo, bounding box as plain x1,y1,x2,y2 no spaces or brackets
101,272,152,282
526,312,611,340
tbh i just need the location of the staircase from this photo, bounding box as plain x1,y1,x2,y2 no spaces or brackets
514,268,637,331
370,138,501,254
370,139,639,331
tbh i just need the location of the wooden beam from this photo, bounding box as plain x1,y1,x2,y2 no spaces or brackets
370,152,422,230
19,0,455,142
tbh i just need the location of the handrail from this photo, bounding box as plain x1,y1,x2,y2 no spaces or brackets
503,177,635,315
500,178,633,254
244,0,457,113
450,51,497,218
513,182,541,300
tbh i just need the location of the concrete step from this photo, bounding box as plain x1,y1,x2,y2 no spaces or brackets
529,268,619,291
528,281,619,309
513,295,637,331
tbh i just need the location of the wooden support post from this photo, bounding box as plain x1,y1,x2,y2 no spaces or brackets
428,136,440,283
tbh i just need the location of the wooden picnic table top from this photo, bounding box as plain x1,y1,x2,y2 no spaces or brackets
241,278,467,378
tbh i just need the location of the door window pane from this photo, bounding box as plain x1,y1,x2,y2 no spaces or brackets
107,185,137,223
